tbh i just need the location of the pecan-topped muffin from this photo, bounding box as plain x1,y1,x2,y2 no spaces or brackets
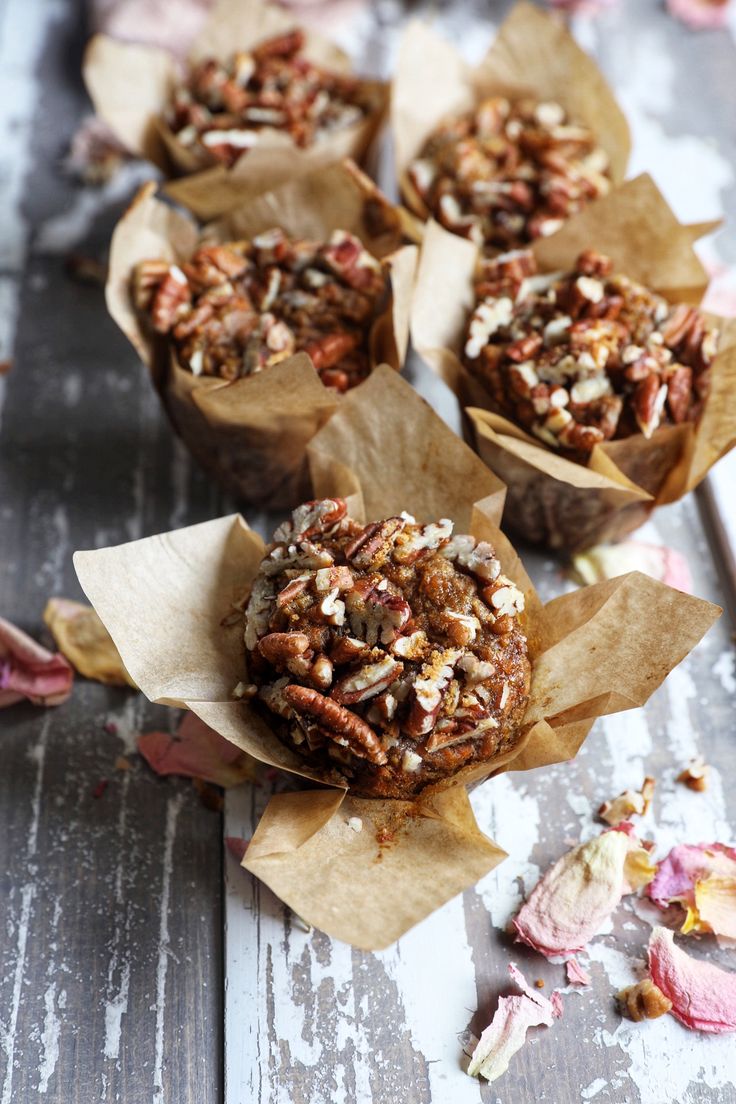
132,227,389,391
239,498,531,798
166,29,374,169
462,249,718,459
408,97,611,253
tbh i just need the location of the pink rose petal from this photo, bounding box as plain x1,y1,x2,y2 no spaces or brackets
225,837,250,863
648,926,736,1032
138,712,257,788
467,965,560,1082
0,616,74,708
565,959,592,987
649,843,736,939
514,830,654,957
570,542,693,594
667,0,729,30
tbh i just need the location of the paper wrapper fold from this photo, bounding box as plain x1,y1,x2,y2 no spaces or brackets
74,372,719,947
83,0,388,221
106,162,417,508
412,175,736,551
392,3,630,230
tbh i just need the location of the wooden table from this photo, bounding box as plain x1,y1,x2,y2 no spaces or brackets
1,1,735,1101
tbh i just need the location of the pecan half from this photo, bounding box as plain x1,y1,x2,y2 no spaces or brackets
283,684,387,764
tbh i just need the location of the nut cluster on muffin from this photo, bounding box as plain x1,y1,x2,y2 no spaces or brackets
462,248,718,458
166,29,373,168
132,228,389,390
238,498,531,798
408,97,611,252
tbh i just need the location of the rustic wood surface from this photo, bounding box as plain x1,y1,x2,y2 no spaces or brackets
1,1,735,1102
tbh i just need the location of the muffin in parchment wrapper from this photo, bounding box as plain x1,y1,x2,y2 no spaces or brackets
106,160,417,509
83,0,389,221
392,2,630,252
411,173,736,552
73,368,719,949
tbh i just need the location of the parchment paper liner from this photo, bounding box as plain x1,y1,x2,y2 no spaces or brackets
106,161,417,508
83,0,389,222
73,368,719,948
392,2,630,240
411,173,736,551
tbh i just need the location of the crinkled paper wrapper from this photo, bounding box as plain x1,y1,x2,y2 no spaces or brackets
392,2,630,237
412,174,736,551
106,161,417,509
73,368,719,948
83,0,389,221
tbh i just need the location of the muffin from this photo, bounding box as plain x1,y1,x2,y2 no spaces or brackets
239,498,531,798
408,97,611,254
462,248,718,460
132,226,389,392
166,29,377,171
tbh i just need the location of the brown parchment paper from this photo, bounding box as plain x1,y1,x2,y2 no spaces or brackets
392,2,630,231
106,161,417,508
411,174,736,551
83,0,388,221
73,369,719,948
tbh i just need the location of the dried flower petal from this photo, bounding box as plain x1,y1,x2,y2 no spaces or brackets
599,776,655,826
138,712,258,788
225,836,250,863
0,615,73,708
666,0,729,31
565,959,591,987
513,829,655,957
44,598,137,687
649,843,736,939
570,543,692,594
648,926,736,1033
467,964,561,1083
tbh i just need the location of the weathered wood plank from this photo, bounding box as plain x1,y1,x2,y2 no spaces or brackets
0,2,224,1101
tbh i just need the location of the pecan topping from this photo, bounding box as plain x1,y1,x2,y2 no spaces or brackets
462,248,718,459
241,499,531,797
283,685,387,764
165,29,375,169
132,227,389,390
408,97,611,253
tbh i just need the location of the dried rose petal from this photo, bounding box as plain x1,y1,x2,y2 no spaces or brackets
648,926,736,1033
649,843,736,939
0,615,73,708
565,959,591,987
44,597,137,687
666,0,729,31
467,964,561,1082
138,712,258,788
225,836,250,863
570,543,693,594
513,829,655,957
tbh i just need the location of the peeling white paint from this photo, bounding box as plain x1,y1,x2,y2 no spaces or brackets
153,794,184,1104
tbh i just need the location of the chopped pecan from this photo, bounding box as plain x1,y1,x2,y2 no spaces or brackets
331,655,404,705
617,979,672,1022
461,247,717,457
408,97,611,253
345,518,405,568
135,225,388,390
150,267,191,332
167,30,372,169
